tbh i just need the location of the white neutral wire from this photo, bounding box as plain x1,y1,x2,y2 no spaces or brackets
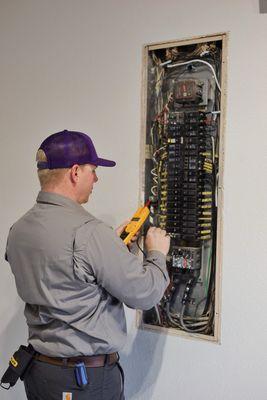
160,60,172,67
154,146,167,155
167,59,221,92
151,186,158,196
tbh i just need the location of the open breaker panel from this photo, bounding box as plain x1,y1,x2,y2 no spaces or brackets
138,34,227,342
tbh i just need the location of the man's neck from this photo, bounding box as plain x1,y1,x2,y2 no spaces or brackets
41,187,79,204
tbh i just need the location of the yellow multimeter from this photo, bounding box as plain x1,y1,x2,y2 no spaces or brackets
120,201,151,245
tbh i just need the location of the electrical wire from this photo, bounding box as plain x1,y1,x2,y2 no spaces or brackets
150,146,167,198
160,60,172,67
167,307,209,330
136,235,146,257
204,245,213,296
154,305,162,324
203,166,218,317
179,305,208,333
166,302,182,328
167,59,221,92
136,235,170,284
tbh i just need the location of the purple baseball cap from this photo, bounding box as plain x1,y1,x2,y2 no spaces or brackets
37,130,116,169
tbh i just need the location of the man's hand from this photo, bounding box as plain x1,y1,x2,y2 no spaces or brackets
115,220,130,237
145,227,170,256
115,221,140,246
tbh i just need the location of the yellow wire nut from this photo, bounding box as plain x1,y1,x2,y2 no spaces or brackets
200,230,211,234
203,211,212,215
201,205,212,209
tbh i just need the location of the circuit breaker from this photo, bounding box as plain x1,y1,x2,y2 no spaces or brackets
138,33,227,342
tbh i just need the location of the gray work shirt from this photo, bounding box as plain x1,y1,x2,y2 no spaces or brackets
6,191,169,357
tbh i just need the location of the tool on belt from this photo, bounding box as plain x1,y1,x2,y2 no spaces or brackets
1,348,120,392
74,362,88,388
0,345,36,390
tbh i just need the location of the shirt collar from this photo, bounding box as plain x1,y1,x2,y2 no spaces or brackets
36,191,85,212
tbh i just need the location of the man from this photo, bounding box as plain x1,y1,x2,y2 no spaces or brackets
5,130,170,400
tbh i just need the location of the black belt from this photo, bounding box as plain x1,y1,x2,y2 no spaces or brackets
35,352,119,368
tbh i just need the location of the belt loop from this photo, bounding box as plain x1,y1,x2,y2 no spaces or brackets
62,358,68,369
104,354,108,365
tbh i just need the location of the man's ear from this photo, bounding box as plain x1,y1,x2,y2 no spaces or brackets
70,164,80,183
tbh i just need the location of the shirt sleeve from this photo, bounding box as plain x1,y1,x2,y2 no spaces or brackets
75,222,170,310
5,226,13,262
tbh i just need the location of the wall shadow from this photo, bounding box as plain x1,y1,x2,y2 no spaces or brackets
120,325,167,400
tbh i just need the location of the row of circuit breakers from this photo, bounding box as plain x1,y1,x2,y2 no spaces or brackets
160,111,214,243
142,41,222,336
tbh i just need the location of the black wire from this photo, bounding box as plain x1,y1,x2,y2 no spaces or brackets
194,296,207,317
136,235,146,257
136,235,169,281
203,166,217,315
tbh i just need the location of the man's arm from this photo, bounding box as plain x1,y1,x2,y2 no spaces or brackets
74,222,170,310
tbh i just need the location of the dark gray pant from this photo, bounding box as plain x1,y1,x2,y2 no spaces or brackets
24,359,125,400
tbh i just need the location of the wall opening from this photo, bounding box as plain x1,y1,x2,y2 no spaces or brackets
138,33,227,343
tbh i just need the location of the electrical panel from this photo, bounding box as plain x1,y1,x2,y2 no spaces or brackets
138,34,227,342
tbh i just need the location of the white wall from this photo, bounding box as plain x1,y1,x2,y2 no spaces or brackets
1,1,266,399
